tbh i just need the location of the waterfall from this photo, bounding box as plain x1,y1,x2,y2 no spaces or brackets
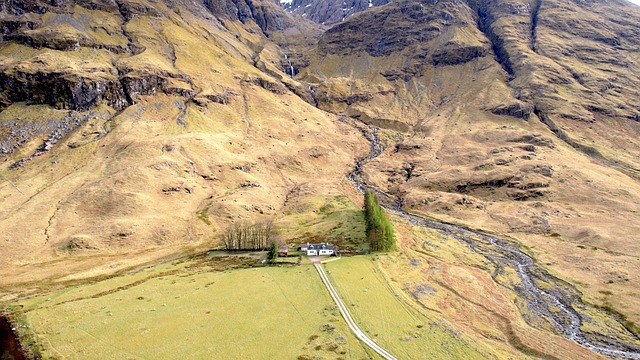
284,54,295,77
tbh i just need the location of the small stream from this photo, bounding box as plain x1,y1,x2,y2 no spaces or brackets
347,125,640,359
0,315,25,360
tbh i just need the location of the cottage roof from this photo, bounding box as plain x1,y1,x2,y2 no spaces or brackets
307,243,335,251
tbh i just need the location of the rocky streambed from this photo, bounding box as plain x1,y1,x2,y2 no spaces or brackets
347,124,640,359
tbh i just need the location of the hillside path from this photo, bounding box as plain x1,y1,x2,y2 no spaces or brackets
314,263,398,360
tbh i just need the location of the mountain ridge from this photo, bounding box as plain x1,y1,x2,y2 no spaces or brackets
1,0,640,358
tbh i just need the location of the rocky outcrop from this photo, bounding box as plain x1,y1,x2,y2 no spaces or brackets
311,84,396,113
204,0,293,33
508,134,554,148
114,0,162,21
315,0,491,81
242,76,288,94
0,67,193,112
282,0,391,25
431,45,487,66
5,110,110,168
194,88,238,106
0,16,39,39
203,0,253,21
464,0,516,77
0,0,195,112
380,64,425,81
317,1,447,57
6,29,129,53
485,101,533,120
0,72,128,111
121,72,194,102
0,0,58,15
0,121,43,156
1,0,119,15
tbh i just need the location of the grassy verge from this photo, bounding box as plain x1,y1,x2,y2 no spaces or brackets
324,256,486,359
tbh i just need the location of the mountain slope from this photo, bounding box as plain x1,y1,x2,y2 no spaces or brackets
296,0,640,347
281,0,390,25
1,0,640,358
0,0,365,281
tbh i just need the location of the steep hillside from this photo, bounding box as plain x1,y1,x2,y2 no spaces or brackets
1,0,640,358
281,0,390,25
0,0,365,283
467,0,640,171
297,0,640,351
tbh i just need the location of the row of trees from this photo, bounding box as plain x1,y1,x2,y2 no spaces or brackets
364,191,396,252
221,220,276,250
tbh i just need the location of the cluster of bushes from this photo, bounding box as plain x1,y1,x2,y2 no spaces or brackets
363,191,395,252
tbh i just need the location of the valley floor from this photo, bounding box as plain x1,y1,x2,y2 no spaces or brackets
11,254,369,359
6,253,493,360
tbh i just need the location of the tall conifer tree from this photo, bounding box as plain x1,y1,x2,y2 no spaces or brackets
363,191,396,251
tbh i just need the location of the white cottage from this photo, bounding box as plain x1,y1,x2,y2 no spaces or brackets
306,243,336,256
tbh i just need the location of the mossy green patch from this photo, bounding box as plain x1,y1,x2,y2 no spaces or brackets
196,203,212,226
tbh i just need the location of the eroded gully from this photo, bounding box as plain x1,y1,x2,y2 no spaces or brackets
347,125,640,359
0,315,25,360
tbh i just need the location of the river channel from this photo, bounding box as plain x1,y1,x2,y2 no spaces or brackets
347,124,640,359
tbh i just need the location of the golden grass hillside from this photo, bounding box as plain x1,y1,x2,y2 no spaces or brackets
0,0,367,294
297,0,640,333
1,0,640,358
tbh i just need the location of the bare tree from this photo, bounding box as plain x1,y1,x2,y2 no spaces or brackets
221,219,277,250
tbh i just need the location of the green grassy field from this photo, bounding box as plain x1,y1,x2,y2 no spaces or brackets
14,257,371,360
324,256,487,359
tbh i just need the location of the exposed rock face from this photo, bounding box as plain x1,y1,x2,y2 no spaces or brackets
204,0,295,33
485,101,534,120
281,0,390,25
318,1,468,57
431,45,487,66
0,70,197,112
0,16,39,40
0,0,207,160
0,0,308,119
0,0,208,114
0,0,62,15
300,0,492,125
202,0,254,20
0,72,127,111
1,2,640,358
300,0,640,171
243,76,288,94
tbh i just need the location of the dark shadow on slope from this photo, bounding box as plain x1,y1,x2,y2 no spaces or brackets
530,0,542,52
466,0,515,79
0,315,26,360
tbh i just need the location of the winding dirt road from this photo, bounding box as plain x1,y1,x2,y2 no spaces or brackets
314,263,398,360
